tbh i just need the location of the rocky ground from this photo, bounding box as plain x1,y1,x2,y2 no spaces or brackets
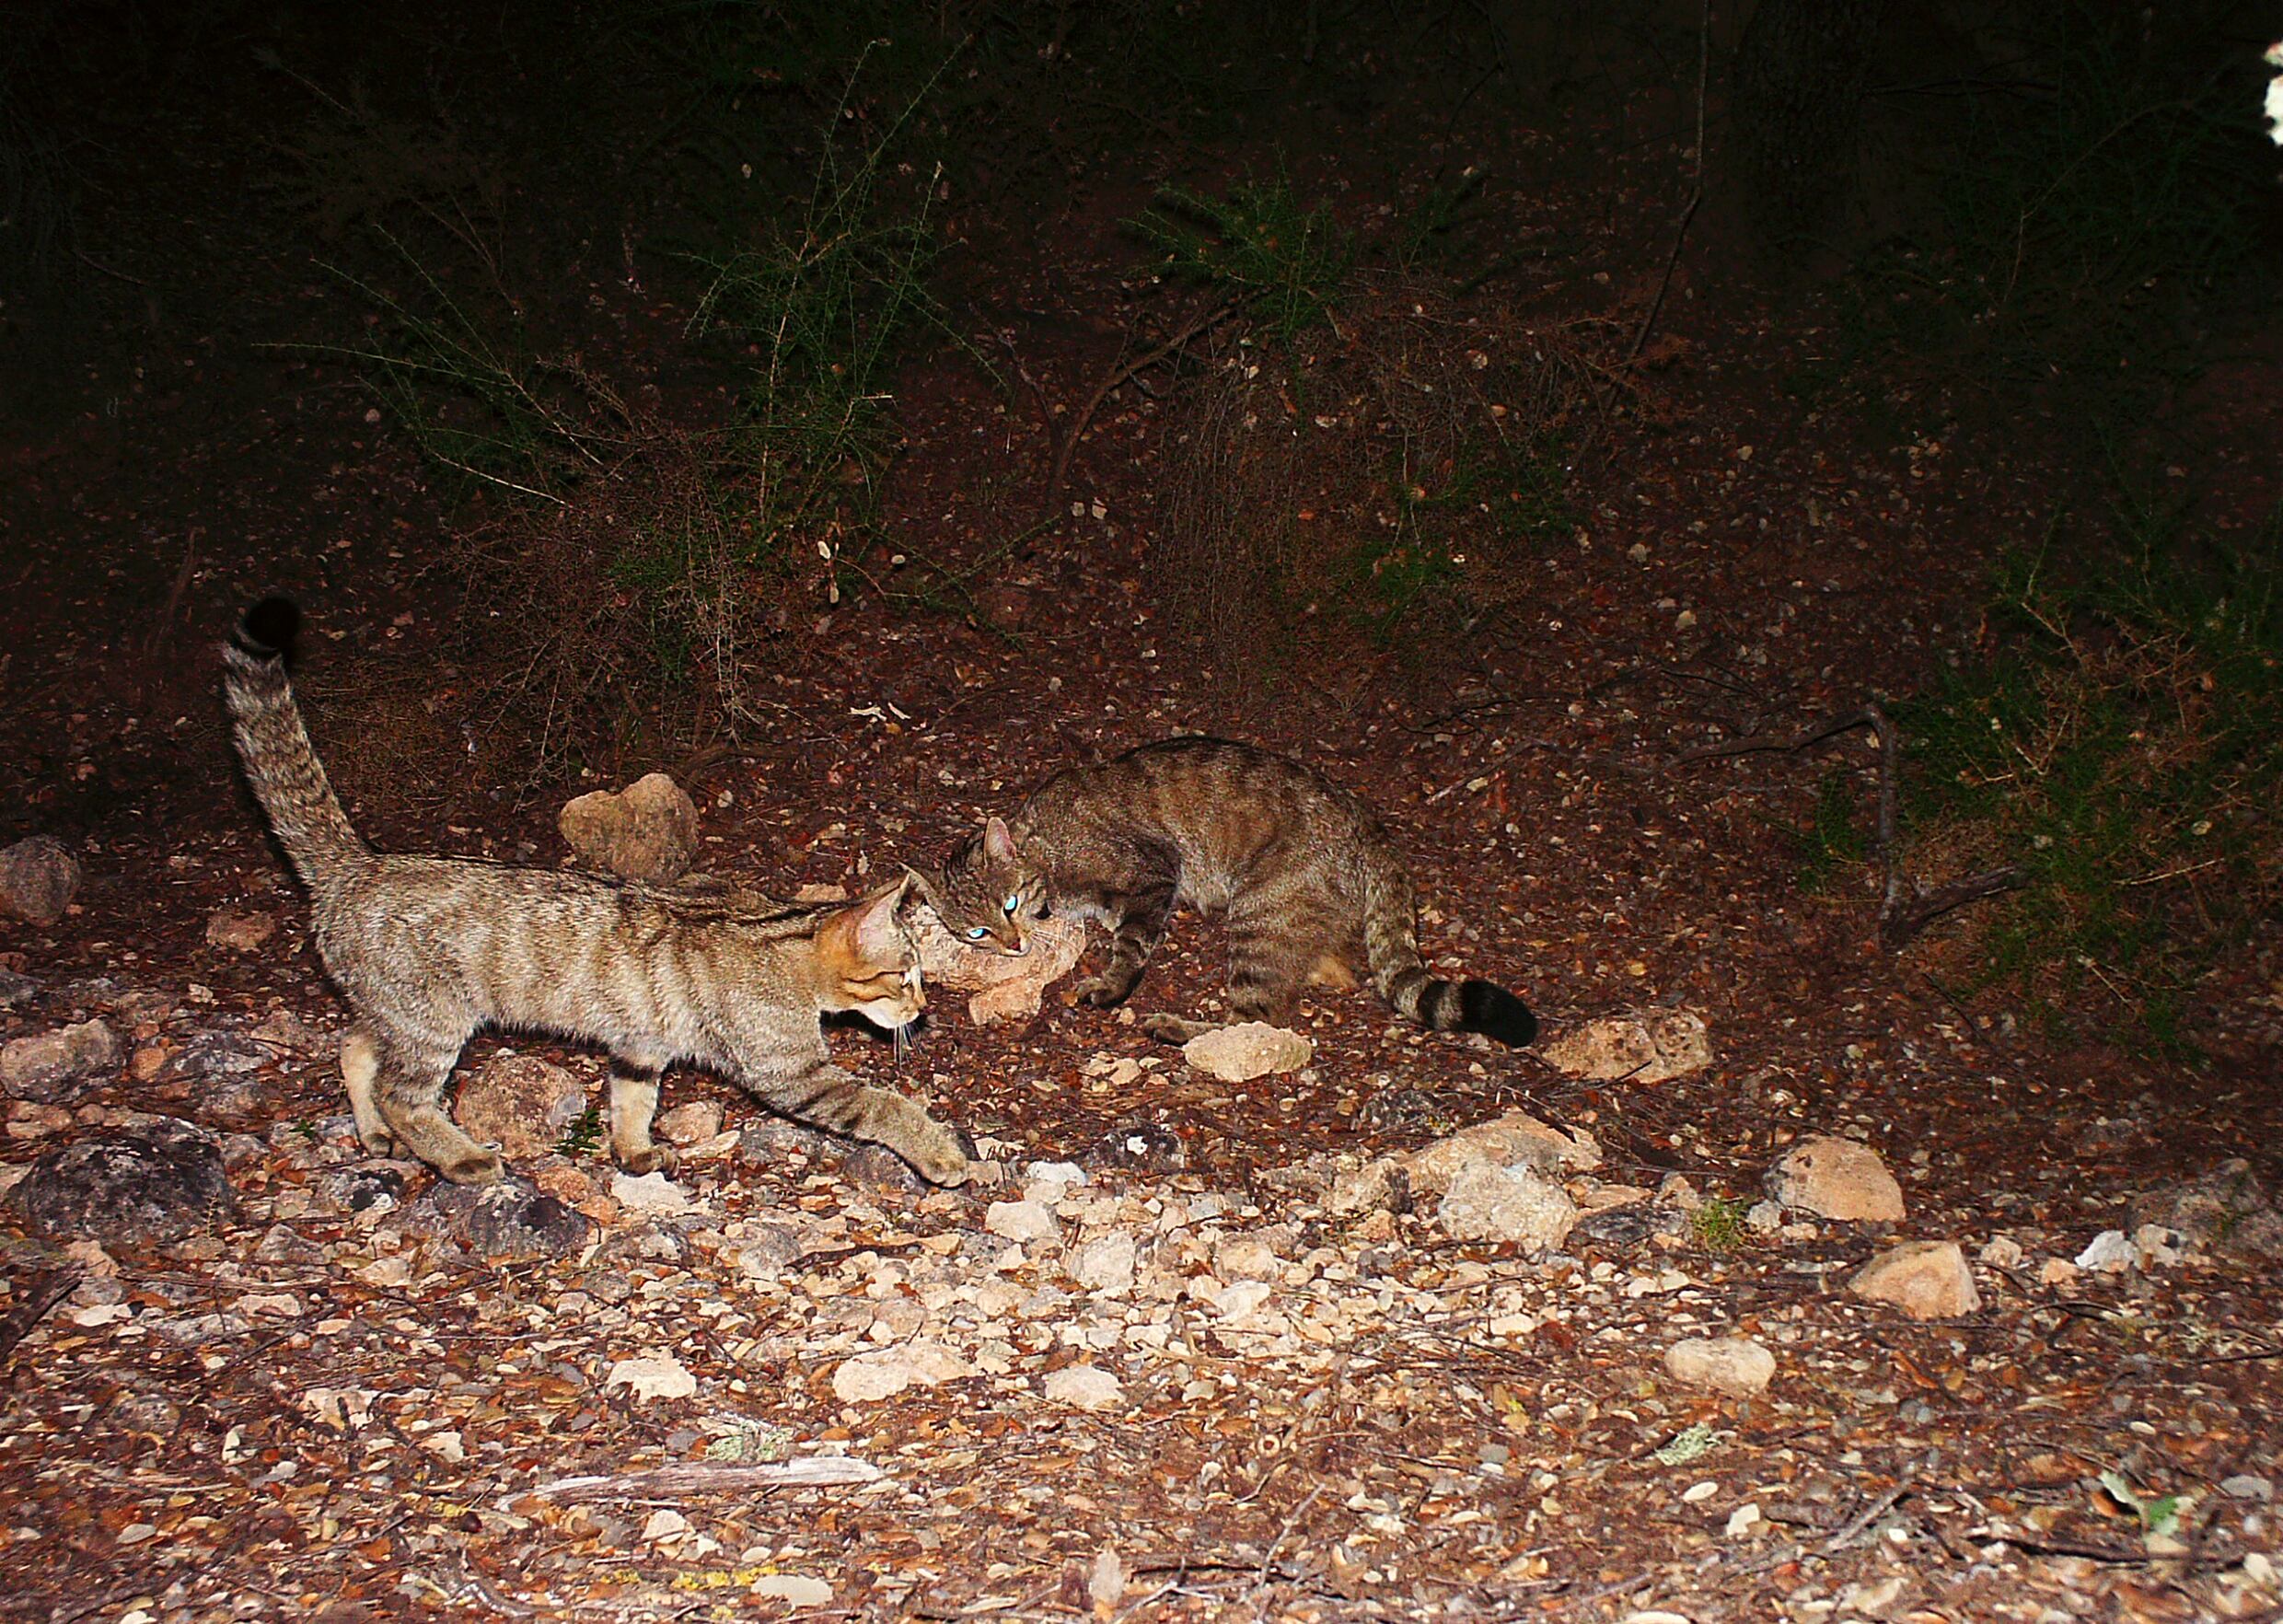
4,9,2282,1621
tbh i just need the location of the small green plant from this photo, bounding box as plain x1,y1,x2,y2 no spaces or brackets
1686,1196,1752,1253
1795,769,1872,893
1133,171,1352,345
2099,1469,2185,1538
1652,1422,1722,1466
1900,503,2281,1047
556,1105,603,1159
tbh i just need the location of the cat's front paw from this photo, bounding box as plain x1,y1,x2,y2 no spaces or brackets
1074,974,1132,1009
909,1127,971,1188
441,1144,505,1186
356,1126,400,1157
617,1144,679,1178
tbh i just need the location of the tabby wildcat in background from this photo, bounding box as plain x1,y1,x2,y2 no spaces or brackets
919,737,1536,1047
222,598,968,1188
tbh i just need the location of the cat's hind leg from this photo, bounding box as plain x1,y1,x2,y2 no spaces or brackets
607,1046,678,1177
340,1022,395,1156
371,1027,502,1185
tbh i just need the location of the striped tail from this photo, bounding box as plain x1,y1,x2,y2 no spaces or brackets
1362,854,1537,1048
220,598,369,887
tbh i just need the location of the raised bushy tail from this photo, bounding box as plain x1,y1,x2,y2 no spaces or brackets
221,598,369,886
1362,854,1537,1048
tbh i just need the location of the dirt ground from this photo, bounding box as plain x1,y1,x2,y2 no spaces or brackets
3,8,2279,1623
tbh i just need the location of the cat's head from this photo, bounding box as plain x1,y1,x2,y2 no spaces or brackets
814,876,925,1031
916,816,1047,957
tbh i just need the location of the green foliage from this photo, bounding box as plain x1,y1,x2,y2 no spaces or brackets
1900,505,2282,1047
1686,1196,1751,1253
1134,173,1352,344
556,1105,603,1159
1800,4,2268,426
1795,769,1871,893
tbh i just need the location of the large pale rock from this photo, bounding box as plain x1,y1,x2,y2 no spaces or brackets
1328,1109,1599,1217
1069,1231,1137,1295
1,1019,122,1103
454,1054,586,1160
7,1119,238,1248
1181,1023,1312,1083
831,1340,973,1402
1042,1364,1125,1411
1850,1240,1981,1319
1666,1336,1778,1397
2129,1158,2283,1262
1437,1163,1577,1250
908,903,1087,1025
0,836,81,925
607,1352,698,1403
985,1199,1060,1246
1541,1007,1712,1085
653,1099,724,1147
1766,1135,1906,1223
559,773,699,885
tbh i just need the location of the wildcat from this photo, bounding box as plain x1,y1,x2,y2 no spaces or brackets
918,736,1536,1047
222,598,968,1188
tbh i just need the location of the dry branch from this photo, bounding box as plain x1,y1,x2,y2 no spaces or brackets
522,1456,882,1502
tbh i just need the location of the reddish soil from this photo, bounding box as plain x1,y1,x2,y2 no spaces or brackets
2,9,2278,1623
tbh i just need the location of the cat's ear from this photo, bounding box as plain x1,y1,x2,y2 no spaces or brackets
817,883,907,972
982,816,1017,866
901,864,939,910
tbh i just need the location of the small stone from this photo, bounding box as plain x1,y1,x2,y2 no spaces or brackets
1540,1007,1711,1085
203,910,278,952
1979,1235,2025,1269
2129,1158,2283,1261
2076,1230,2136,1273
610,1171,693,1216
985,1199,1060,1246
642,1508,691,1544
1042,1364,1124,1411
653,1100,724,1146
559,773,699,884
2220,1474,2274,1502
6,1118,237,1248
750,1575,833,1607
831,1340,973,1402
1765,1135,1906,1223
1,1020,122,1103
1069,1231,1137,1295
1665,1336,1777,1398
1400,1109,1603,1190
1724,1502,1763,1538
1180,1022,1312,1083
1850,1239,1981,1319
0,969,39,1009
1088,1119,1186,1173
607,1352,698,1403
453,1054,587,1161
1437,1163,1577,1250
0,836,81,925
414,1177,593,1259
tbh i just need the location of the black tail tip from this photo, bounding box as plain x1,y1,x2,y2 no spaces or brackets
234,597,301,660
1458,980,1538,1048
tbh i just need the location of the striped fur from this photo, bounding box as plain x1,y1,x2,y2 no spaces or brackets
222,599,966,1188
921,737,1536,1047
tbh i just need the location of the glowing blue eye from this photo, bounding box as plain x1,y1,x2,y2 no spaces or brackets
1002,894,1020,914
965,926,990,941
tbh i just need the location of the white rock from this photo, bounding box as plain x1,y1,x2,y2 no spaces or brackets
1437,1164,1577,1250
1765,1135,1906,1223
1540,1007,1711,1084
1180,1022,1312,1083
611,1170,694,1216
2076,1229,2136,1272
1850,1240,1981,1319
1724,1502,1764,1537
1665,1336,1777,1398
751,1575,833,1607
1042,1364,1125,1411
985,1199,1060,1246
607,1352,698,1403
642,1508,691,1545
1069,1232,1137,1295
830,1340,973,1402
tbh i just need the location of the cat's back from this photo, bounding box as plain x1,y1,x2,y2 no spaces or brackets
1031,737,1378,898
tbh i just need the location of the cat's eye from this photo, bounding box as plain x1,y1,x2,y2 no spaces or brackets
964,925,991,941
1002,894,1020,915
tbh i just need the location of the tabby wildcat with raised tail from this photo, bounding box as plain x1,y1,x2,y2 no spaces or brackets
222,597,967,1189
920,737,1536,1047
